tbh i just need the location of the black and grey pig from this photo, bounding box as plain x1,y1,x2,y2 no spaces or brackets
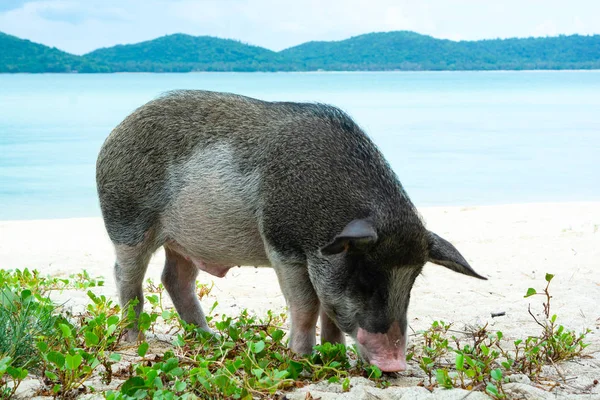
96,90,485,372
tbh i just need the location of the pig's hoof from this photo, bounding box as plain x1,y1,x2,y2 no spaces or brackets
123,328,145,343
196,327,221,341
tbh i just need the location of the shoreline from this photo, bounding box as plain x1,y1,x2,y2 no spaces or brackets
3,200,599,224
3,70,600,75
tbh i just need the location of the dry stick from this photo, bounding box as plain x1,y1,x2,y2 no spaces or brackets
527,304,546,329
548,357,567,385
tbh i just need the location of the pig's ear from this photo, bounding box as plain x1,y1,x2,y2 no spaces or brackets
427,231,487,280
320,219,378,255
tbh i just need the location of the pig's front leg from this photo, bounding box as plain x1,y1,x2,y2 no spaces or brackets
320,308,345,345
273,264,320,354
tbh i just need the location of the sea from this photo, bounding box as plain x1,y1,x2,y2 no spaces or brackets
0,71,599,220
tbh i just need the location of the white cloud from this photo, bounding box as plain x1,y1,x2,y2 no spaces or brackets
0,0,598,54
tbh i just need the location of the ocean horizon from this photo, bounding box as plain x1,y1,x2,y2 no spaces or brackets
1,71,599,221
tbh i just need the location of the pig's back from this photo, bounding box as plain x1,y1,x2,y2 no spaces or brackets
96,90,415,255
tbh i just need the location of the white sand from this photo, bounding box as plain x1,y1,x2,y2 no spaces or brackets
1,202,599,399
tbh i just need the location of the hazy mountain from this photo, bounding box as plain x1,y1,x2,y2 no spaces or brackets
84,34,283,72
280,31,600,70
0,31,107,73
1,30,599,72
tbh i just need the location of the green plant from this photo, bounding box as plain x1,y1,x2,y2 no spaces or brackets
36,291,128,397
0,268,104,296
0,287,60,370
0,356,28,399
509,273,590,375
411,273,590,398
0,268,590,399
109,303,385,399
416,320,452,381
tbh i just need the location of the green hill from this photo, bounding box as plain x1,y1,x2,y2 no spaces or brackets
280,31,600,70
84,34,283,72
0,32,107,73
1,30,599,72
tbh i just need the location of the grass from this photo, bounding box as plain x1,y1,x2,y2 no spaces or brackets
0,269,591,399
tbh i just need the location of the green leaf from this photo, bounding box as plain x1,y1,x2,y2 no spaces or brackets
0,356,11,373
287,360,303,379
152,376,163,389
491,368,503,381
274,370,289,380
435,369,453,389
545,273,555,282
7,366,27,380
109,353,122,362
20,289,32,301
251,368,264,378
455,352,464,370
251,340,265,354
486,382,499,396
213,374,229,390
59,323,72,338
44,370,58,381
271,329,284,342
36,341,49,353
107,324,117,335
228,325,239,341
47,351,65,368
174,380,186,392
365,365,382,379
138,342,149,357
524,288,537,297
65,353,83,370
163,357,179,372
342,377,351,392
120,376,146,395
480,344,490,356
84,331,100,347
107,315,120,326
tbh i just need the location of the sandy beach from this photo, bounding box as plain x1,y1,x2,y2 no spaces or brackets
1,202,599,399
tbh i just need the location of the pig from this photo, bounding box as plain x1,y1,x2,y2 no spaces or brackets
96,90,486,372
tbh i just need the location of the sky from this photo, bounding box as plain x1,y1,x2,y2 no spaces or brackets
0,0,599,55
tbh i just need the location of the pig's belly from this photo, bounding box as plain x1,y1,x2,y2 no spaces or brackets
160,146,271,276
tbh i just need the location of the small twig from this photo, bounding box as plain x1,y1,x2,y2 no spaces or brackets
548,358,567,385
527,304,546,329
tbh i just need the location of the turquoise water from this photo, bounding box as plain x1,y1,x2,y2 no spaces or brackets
1,71,599,220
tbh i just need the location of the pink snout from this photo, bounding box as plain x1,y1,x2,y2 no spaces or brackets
357,321,407,372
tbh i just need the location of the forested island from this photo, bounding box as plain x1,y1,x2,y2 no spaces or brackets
1,30,599,73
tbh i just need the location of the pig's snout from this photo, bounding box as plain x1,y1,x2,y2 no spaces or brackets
357,321,407,372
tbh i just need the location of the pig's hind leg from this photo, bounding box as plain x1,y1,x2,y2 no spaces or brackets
161,246,210,331
114,238,156,341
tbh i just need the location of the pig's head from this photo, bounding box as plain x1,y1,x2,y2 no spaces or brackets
312,219,486,372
